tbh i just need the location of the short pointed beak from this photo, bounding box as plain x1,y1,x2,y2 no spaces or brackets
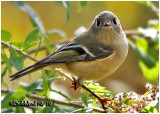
103,22,111,27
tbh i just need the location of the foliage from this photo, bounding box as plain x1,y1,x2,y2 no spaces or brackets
1,1,159,113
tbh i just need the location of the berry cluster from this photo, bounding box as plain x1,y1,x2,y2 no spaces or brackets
105,81,159,113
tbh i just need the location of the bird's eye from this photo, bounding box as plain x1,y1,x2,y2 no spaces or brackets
113,18,117,25
96,20,101,27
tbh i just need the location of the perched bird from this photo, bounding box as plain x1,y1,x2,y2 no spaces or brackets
10,11,128,109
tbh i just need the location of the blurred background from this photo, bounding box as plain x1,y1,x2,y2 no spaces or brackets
1,1,159,99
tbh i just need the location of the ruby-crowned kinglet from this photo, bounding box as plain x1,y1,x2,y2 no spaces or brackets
10,10,128,109
10,10,128,82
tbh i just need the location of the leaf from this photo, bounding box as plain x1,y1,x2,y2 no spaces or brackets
16,106,25,113
78,1,88,11
1,29,12,42
24,27,39,49
42,71,50,98
14,1,45,35
9,46,24,71
1,47,12,74
8,41,24,49
19,77,61,92
129,39,156,68
74,26,87,36
139,61,159,82
81,90,88,106
46,29,66,38
14,1,52,54
1,67,8,82
19,81,42,92
137,1,150,6
38,104,54,113
148,20,159,30
54,104,65,113
50,89,70,101
43,35,52,54
58,1,70,23
23,41,38,52
34,36,42,57
142,104,158,113
2,91,26,108
1,108,13,113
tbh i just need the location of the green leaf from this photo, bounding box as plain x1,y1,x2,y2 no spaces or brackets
38,104,54,113
139,61,159,82
2,90,26,108
19,80,42,92
129,39,156,68
81,90,88,106
137,1,150,6
19,77,61,92
8,41,24,49
42,71,50,98
58,1,70,23
43,35,52,54
1,108,13,113
46,29,66,38
1,47,12,74
24,27,39,49
9,46,24,71
1,29,12,42
34,36,42,57
148,20,159,30
54,104,65,113
78,1,88,11
1,67,8,82
16,106,25,113
14,1,45,35
23,41,38,52
142,104,158,113
14,1,52,54
50,89,70,101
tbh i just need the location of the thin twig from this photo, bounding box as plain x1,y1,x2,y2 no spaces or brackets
124,30,137,35
1,41,39,62
1,88,106,113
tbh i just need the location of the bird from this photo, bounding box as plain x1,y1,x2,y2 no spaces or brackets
10,11,128,109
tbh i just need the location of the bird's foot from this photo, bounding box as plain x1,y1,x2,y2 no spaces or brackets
70,77,78,90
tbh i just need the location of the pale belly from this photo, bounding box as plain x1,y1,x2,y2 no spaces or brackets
65,52,123,81
46,52,127,82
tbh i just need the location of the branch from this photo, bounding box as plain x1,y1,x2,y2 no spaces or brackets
124,30,137,35
1,88,106,113
1,41,39,62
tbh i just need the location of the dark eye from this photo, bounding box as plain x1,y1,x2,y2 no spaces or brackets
96,20,101,27
113,18,117,25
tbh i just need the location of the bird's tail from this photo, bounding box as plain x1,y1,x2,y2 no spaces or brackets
10,64,47,81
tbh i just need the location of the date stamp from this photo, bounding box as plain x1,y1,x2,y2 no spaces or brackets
9,100,52,107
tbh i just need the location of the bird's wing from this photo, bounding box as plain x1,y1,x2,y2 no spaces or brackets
43,39,114,64
10,38,114,81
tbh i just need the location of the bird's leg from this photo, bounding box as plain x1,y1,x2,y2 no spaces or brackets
77,78,112,110
70,77,78,90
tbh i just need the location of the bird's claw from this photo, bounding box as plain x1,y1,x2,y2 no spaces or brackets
70,78,78,90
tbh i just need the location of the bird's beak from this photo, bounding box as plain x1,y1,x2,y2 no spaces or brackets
103,22,111,27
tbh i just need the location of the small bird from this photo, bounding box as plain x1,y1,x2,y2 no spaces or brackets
10,11,128,109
